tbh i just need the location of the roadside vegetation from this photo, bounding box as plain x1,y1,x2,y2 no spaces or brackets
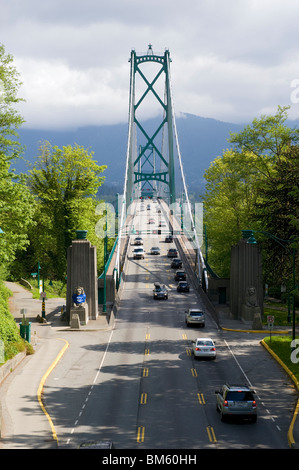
0,43,111,364
263,336,299,383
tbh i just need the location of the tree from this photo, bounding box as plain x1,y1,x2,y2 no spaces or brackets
26,142,107,279
203,149,265,277
229,105,299,177
204,106,299,290
0,44,35,277
253,145,299,289
0,43,25,158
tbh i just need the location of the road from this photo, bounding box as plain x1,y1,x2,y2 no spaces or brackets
37,201,293,449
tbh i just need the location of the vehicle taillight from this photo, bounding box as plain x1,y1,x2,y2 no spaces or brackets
210,347,216,351
224,400,229,407
252,400,257,408
195,347,201,351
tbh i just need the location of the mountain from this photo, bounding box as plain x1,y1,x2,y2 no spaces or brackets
15,113,244,196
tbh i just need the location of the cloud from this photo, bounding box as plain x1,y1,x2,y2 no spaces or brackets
2,0,299,128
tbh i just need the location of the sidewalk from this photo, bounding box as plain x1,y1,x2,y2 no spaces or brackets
0,282,111,448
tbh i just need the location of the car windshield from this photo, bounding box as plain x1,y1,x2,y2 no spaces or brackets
152,247,159,250
197,340,213,346
190,311,203,316
226,391,254,401
134,248,143,252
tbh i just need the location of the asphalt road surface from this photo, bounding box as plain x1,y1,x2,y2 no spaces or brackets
38,201,294,449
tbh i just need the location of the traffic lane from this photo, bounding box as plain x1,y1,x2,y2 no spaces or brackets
185,329,291,449
135,302,215,449
43,328,115,448
219,332,293,448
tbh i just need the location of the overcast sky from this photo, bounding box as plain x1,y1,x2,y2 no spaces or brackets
2,0,299,129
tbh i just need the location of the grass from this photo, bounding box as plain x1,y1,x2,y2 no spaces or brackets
23,278,67,300
263,335,299,384
263,305,299,327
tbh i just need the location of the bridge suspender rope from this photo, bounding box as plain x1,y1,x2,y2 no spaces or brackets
114,49,136,284
165,52,209,291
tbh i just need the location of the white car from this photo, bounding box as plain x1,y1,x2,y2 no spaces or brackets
133,248,145,259
134,237,143,245
150,246,160,255
192,338,216,359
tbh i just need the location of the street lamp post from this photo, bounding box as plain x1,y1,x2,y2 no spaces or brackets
243,229,297,341
103,206,108,314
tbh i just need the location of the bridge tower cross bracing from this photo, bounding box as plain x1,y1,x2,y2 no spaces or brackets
125,45,176,205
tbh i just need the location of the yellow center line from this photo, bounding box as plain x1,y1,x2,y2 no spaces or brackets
140,393,147,404
37,338,69,444
197,393,205,405
207,426,217,443
137,426,145,443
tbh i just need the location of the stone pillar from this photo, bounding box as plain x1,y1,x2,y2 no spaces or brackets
230,234,263,321
66,230,98,323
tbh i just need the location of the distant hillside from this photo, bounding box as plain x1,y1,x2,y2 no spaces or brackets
15,113,244,196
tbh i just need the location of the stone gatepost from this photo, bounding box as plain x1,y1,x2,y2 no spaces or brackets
229,232,263,323
66,230,98,324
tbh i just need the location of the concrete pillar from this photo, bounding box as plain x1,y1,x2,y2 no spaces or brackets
66,230,98,322
230,237,263,320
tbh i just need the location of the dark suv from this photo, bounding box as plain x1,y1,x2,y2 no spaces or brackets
153,283,168,300
215,384,257,422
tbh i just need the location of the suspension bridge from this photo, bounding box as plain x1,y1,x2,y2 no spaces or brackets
99,45,209,308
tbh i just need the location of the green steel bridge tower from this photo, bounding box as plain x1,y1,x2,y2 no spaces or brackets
125,45,176,205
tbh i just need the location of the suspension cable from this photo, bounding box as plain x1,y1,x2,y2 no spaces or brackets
165,53,208,290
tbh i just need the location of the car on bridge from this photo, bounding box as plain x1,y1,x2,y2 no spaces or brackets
134,236,143,245
133,248,145,259
215,384,257,422
167,248,178,257
150,246,161,255
174,270,186,281
148,218,155,224
177,281,190,293
153,282,168,300
191,337,216,359
185,309,205,327
171,258,182,268
165,235,173,243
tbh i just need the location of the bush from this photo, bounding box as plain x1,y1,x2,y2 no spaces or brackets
0,281,27,363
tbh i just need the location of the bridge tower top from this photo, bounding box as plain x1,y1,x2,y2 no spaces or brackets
125,45,175,205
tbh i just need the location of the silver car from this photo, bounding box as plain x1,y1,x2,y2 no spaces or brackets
150,246,160,255
185,309,205,327
192,337,216,359
215,384,257,422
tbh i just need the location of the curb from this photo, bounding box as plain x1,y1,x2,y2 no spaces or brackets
221,326,289,334
261,339,299,449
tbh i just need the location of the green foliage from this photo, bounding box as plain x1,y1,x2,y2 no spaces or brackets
23,141,108,279
0,281,26,363
204,106,299,288
0,43,25,156
203,149,266,277
0,44,36,275
263,336,299,383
